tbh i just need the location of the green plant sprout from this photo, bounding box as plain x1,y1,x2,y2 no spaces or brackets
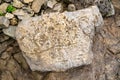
6,5,16,13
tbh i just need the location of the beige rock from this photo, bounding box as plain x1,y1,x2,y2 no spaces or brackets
23,0,33,3
16,6,103,71
22,6,35,16
0,3,9,13
3,26,16,38
69,0,115,16
68,4,76,11
42,2,63,14
53,3,63,12
13,0,24,8
5,13,14,19
13,9,31,19
47,0,57,8
13,9,26,16
31,0,46,13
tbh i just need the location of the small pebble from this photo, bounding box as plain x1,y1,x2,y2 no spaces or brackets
68,4,76,11
5,13,14,19
32,0,46,13
0,3,9,13
13,9,26,16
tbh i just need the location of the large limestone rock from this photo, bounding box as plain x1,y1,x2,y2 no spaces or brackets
16,6,103,71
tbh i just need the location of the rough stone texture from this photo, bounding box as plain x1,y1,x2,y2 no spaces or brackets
13,0,24,8
0,3,120,80
13,9,31,20
16,6,103,71
112,0,120,10
31,0,46,13
41,9,120,80
0,3,9,13
91,15,120,80
68,0,115,16
0,16,10,29
3,26,16,38
95,0,115,16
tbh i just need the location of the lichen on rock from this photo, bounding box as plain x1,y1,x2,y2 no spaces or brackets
16,6,103,71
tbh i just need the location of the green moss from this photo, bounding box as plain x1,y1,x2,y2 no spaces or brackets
6,5,16,13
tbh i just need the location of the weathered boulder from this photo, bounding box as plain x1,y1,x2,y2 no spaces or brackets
16,6,103,71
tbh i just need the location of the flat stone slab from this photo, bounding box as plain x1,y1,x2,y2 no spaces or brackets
16,6,103,71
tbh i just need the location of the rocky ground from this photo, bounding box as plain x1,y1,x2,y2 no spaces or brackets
0,0,120,80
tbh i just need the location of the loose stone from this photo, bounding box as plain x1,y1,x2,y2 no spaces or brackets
16,6,103,71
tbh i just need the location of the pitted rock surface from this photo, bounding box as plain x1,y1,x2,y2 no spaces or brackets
95,0,115,16
16,6,103,71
